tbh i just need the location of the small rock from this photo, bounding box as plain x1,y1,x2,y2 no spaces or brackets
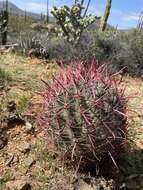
19,166,28,175
13,155,19,164
5,154,14,166
0,139,5,149
18,143,31,153
24,156,36,168
5,180,31,190
24,122,34,133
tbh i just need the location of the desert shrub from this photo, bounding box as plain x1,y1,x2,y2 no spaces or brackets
17,26,143,78
47,30,120,64
88,30,120,62
47,36,89,62
16,26,118,64
128,30,143,76
36,60,127,167
47,37,72,61
47,31,96,63
88,30,143,77
107,30,143,77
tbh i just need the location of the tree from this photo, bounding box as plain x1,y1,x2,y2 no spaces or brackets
99,0,112,31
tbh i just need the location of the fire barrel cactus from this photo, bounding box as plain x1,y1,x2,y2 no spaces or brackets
38,59,127,165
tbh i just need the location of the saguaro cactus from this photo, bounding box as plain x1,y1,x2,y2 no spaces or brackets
0,0,9,45
99,0,112,32
46,0,49,24
24,9,27,23
137,12,143,31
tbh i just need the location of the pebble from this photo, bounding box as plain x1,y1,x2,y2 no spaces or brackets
24,122,34,133
23,156,36,168
18,143,31,153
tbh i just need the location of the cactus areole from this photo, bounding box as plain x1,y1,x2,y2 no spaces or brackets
38,59,127,165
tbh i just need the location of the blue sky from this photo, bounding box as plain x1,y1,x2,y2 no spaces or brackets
8,0,143,29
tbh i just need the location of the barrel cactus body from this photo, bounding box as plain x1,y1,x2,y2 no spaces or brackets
40,60,127,165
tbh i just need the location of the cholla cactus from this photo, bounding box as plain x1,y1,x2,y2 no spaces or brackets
36,59,128,166
51,1,99,45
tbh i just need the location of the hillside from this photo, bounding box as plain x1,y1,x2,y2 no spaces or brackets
0,1,41,20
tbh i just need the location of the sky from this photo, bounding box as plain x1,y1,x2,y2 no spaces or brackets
8,0,143,29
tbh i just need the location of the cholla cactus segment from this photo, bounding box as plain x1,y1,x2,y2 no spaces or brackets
36,59,128,166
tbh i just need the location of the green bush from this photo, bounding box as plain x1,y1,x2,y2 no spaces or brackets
88,30,143,77
107,30,143,77
47,34,91,62
17,26,143,78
